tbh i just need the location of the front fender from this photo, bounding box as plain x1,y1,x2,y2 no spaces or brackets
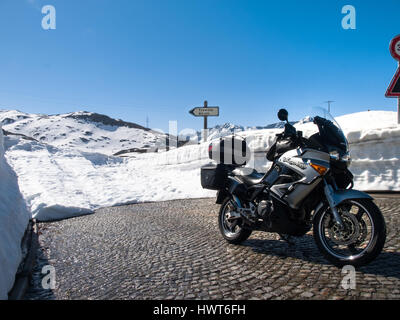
313,189,373,222
330,189,372,207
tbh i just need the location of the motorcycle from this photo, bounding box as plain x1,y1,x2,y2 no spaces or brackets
201,108,386,267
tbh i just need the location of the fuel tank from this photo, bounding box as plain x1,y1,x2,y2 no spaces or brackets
271,148,330,209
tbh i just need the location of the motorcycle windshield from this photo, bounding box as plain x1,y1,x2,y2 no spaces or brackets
297,107,349,156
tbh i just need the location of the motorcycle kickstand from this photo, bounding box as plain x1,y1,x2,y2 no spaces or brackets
279,233,295,246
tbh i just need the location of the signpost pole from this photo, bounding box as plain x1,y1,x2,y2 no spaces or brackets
189,101,219,141
398,61,400,124
203,100,208,142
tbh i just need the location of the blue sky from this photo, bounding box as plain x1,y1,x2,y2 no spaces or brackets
0,0,399,132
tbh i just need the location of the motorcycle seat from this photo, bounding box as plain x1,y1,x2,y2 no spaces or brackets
232,167,265,185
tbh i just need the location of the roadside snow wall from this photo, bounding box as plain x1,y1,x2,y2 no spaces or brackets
0,128,30,299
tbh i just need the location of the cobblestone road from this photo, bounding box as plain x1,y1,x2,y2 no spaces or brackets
25,195,400,300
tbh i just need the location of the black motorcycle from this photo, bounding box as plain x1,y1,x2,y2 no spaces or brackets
201,108,386,267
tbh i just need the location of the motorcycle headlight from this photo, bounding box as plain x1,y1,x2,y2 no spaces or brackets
341,153,352,167
330,151,352,167
329,150,340,160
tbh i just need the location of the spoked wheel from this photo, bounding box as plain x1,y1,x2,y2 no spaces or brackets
218,198,252,244
313,198,386,267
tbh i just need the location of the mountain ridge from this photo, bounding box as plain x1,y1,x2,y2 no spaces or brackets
0,109,170,155
0,109,300,155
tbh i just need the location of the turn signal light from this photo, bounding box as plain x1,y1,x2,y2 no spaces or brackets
310,163,328,175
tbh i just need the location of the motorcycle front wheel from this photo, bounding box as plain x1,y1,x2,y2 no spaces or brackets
313,198,386,267
218,197,252,244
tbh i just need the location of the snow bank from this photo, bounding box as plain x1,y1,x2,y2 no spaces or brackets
0,129,30,299
3,110,399,222
335,111,400,191
4,136,215,221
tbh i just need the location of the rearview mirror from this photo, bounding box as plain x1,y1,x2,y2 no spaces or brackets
278,109,288,122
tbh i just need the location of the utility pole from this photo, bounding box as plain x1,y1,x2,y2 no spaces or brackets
146,115,149,128
324,100,334,113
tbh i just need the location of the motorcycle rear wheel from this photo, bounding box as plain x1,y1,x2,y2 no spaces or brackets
218,197,252,244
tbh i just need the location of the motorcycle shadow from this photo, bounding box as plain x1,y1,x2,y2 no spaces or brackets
241,234,400,279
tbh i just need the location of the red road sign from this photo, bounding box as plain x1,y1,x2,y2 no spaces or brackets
389,34,400,61
386,68,400,97
386,35,400,97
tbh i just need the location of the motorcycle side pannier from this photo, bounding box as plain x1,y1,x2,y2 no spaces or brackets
208,136,250,166
201,163,227,190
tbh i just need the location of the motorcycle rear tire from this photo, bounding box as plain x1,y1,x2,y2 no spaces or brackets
218,197,252,244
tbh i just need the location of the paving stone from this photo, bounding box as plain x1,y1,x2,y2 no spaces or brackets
24,197,400,300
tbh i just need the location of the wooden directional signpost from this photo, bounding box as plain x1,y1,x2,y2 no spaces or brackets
385,34,400,124
189,101,219,142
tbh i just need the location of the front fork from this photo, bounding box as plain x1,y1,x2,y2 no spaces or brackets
323,179,345,229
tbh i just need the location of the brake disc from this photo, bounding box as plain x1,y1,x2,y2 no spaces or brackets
354,218,368,246
327,211,361,246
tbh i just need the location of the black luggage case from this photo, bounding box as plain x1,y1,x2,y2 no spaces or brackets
200,163,227,190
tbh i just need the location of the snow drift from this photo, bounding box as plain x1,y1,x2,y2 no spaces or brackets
335,111,400,190
4,136,215,221
0,128,30,299
2,110,400,222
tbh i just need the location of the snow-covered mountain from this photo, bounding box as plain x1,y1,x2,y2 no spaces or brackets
207,123,246,140
0,109,301,154
180,121,297,142
0,110,172,155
